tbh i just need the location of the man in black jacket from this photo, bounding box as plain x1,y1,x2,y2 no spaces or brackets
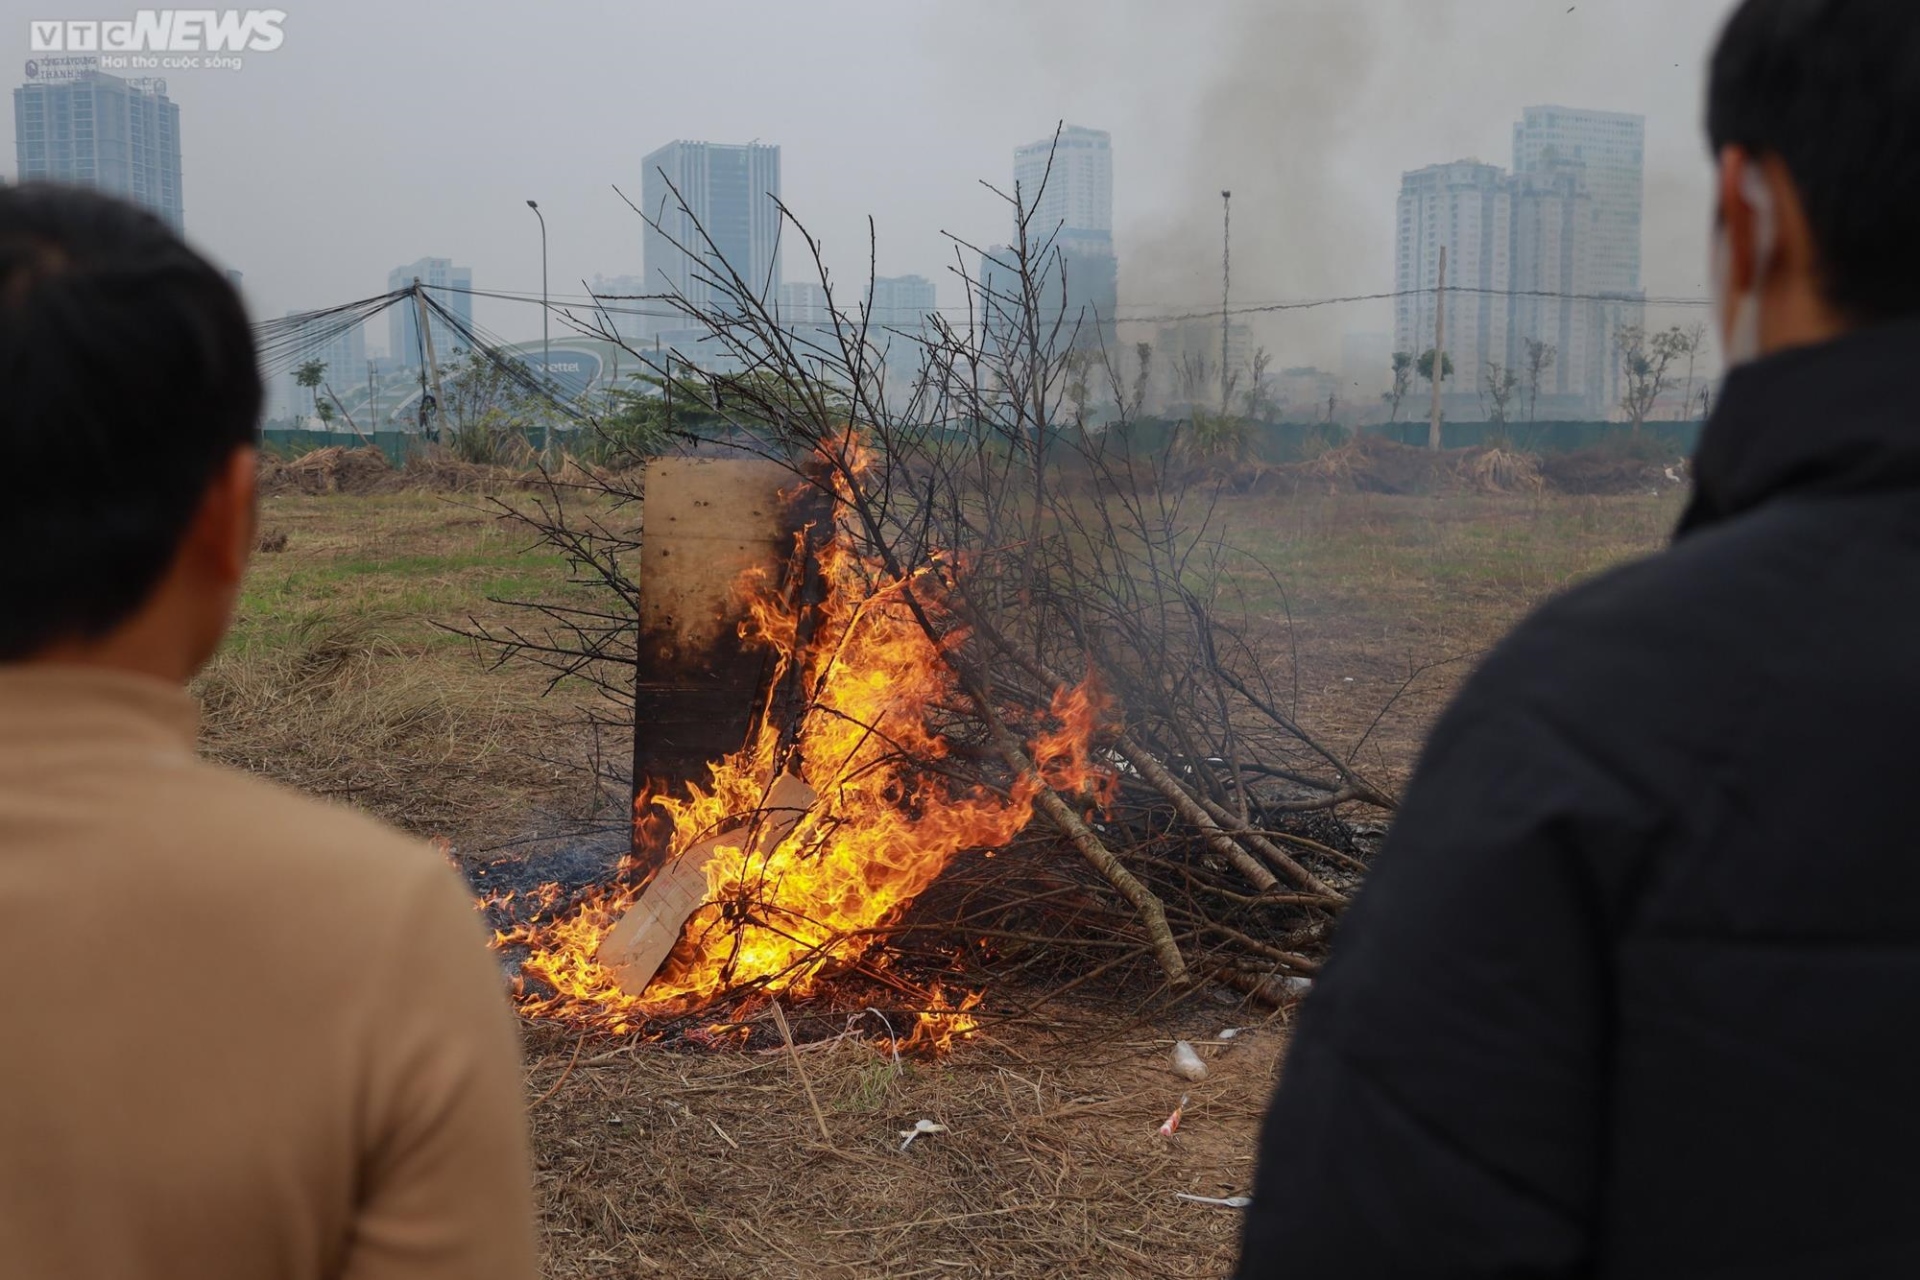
1237,3,1920,1276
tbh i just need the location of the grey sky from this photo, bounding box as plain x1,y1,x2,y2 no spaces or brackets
5,0,1735,364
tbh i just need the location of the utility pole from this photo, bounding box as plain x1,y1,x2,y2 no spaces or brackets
1220,189,1232,415
367,360,375,441
413,278,446,443
1428,246,1447,452
527,199,553,465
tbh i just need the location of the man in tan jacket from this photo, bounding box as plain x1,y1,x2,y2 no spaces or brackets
0,186,537,1277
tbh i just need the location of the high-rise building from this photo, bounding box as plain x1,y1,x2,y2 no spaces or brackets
1013,125,1113,236
868,275,936,330
1513,105,1645,295
275,310,368,423
386,258,473,370
867,274,938,399
589,273,649,343
1511,106,1646,415
1393,160,1513,404
991,126,1118,358
1394,119,1646,419
990,126,1113,355
979,233,1119,361
776,281,830,325
1508,159,1607,414
13,70,182,231
640,140,782,334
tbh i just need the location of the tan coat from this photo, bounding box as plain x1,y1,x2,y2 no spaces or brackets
0,667,537,1279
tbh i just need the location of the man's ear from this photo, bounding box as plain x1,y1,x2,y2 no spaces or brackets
191,445,258,586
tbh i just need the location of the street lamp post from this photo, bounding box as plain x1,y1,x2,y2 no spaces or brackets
526,198,552,465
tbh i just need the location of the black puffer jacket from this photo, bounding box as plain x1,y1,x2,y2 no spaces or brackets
1236,319,1920,1279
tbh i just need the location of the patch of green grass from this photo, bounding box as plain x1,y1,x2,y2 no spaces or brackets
237,492,622,649
835,1058,913,1114
204,490,634,841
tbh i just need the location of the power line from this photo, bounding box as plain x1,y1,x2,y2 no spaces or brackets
258,280,1712,361
434,282,1713,327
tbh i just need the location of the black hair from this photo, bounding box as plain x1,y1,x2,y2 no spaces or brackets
1709,0,1920,323
0,183,261,660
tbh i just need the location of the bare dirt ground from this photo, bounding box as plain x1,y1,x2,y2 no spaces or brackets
199,482,1685,1278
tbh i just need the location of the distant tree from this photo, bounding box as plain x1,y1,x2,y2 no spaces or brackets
1174,350,1215,409
1483,361,1520,427
441,349,542,464
1382,350,1413,421
1522,338,1557,421
1063,350,1094,426
1241,347,1275,422
1678,320,1709,420
1129,341,1153,419
1616,324,1698,432
315,399,336,427
294,358,327,418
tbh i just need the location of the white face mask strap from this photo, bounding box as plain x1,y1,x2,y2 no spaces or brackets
1741,166,1778,286
1720,164,1778,367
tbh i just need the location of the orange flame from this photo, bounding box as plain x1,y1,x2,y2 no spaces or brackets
491,487,1112,1043
901,986,984,1055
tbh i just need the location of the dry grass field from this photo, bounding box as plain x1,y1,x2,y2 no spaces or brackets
197,481,1685,1278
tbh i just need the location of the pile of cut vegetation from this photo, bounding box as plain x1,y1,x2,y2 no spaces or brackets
1277,433,1692,498
258,445,546,495
398,450,522,493
258,445,394,496
1282,434,1544,497
1537,438,1685,495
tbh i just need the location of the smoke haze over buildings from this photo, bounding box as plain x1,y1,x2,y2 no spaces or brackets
6,0,1733,371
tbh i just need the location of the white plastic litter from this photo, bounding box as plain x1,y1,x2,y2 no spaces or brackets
898,1118,948,1151
1171,1040,1209,1082
1217,1026,1251,1041
1176,1193,1252,1209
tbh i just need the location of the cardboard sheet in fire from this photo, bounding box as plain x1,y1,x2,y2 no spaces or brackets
595,771,819,997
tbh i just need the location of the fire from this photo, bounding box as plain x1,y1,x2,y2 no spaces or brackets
901,986,984,1055
492,479,1112,1042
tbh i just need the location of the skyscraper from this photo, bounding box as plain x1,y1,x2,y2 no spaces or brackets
386,258,473,371
998,126,1118,355
868,275,937,330
1511,107,1646,414
1013,125,1112,235
1393,160,1513,402
13,69,182,231
776,281,830,325
1513,106,1645,294
640,140,782,333
867,274,938,401
1394,108,1647,419
1507,159,1608,412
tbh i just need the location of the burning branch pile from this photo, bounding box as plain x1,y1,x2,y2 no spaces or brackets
469,164,1399,1038
495,498,1110,1038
